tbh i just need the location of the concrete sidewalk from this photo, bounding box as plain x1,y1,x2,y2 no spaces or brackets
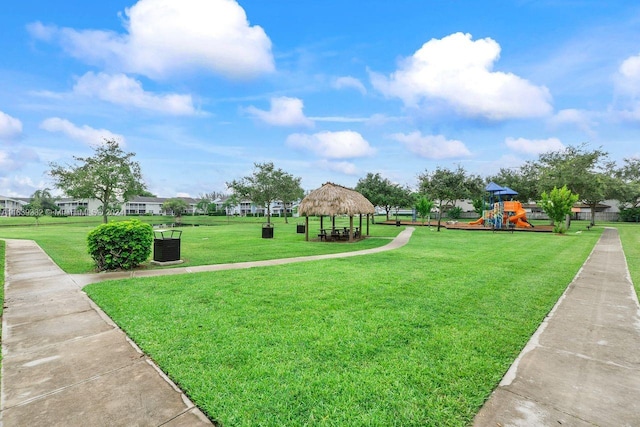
1,228,415,426
1,239,213,426
474,227,640,426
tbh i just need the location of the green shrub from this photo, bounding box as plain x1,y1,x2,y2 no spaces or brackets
619,207,640,222
87,219,153,271
447,206,463,219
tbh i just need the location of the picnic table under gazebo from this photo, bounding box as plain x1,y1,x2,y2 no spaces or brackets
298,182,375,242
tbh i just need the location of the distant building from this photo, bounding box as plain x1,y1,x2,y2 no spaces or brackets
0,196,29,216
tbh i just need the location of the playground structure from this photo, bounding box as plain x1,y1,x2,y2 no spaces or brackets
469,182,533,229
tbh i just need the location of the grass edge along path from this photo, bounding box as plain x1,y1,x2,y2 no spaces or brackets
0,217,400,274
615,223,640,295
0,239,4,367
85,226,602,426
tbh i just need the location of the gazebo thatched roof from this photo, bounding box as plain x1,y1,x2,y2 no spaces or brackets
298,182,375,217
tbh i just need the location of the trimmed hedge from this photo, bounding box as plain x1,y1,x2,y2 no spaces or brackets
87,219,153,271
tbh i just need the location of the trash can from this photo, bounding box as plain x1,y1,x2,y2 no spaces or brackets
153,229,182,262
296,223,305,234
262,223,274,239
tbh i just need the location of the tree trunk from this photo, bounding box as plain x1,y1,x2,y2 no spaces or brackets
590,204,596,226
436,205,442,232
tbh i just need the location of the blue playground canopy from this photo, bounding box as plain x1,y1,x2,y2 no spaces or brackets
485,182,504,193
495,186,518,196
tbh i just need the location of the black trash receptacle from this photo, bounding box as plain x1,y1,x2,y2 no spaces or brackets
296,223,305,234
153,229,182,262
262,223,274,239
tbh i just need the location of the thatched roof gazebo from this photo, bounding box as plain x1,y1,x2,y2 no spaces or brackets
298,182,375,242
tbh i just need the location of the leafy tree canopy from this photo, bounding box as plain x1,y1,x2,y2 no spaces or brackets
355,173,401,220
415,196,434,225
49,139,145,223
163,198,189,220
538,185,579,233
535,144,617,225
227,162,302,224
417,166,481,230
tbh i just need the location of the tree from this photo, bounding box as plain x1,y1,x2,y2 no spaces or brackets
25,188,58,224
355,173,398,221
28,197,44,225
389,184,413,222
49,139,146,223
28,188,59,213
138,189,157,197
163,198,189,223
486,163,540,203
415,196,434,225
222,194,239,220
538,186,579,233
418,166,476,231
227,162,300,225
277,173,304,224
616,158,640,210
535,144,615,225
196,192,219,215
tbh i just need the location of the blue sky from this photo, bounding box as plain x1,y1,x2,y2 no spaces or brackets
2,0,640,198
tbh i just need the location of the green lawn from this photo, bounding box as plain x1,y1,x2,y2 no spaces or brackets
613,223,640,294
0,239,4,366
0,216,398,274
85,225,604,426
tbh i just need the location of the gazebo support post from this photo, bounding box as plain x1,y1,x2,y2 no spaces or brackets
359,214,363,238
349,216,354,242
332,215,336,230
305,216,309,241
320,215,324,232
367,214,370,236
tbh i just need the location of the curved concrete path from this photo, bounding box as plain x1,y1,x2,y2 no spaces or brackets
1,228,414,426
70,227,415,287
474,227,640,426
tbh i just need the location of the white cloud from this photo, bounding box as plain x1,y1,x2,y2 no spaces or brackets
40,118,125,146
0,148,39,176
28,0,274,80
614,54,640,121
505,137,565,155
618,54,640,95
370,32,553,120
0,111,23,140
548,109,597,135
333,76,367,94
73,72,197,115
286,130,376,159
318,159,358,175
390,132,471,159
245,97,314,127
0,175,45,197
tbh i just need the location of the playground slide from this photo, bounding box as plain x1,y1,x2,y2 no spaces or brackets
469,217,484,225
508,207,532,228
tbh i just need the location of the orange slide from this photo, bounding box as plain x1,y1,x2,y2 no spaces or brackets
469,217,484,225
508,207,532,228
504,201,532,228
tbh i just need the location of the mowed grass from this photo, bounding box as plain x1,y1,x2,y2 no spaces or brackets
85,226,603,426
613,223,640,294
0,216,398,274
0,239,4,366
